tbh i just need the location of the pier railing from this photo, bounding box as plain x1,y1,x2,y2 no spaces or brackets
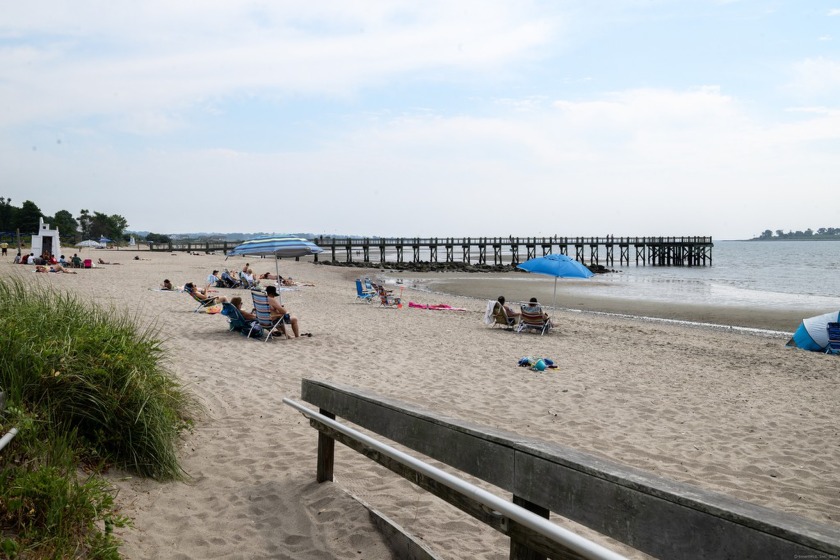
147,236,713,267
316,236,713,267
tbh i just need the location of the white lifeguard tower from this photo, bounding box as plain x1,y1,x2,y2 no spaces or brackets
31,217,62,259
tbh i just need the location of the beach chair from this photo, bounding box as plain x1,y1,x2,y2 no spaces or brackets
220,302,251,335
184,283,218,312
250,290,286,342
378,287,401,308
517,305,552,335
219,270,242,289
364,277,378,294
488,301,515,330
355,279,375,303
826,322,840,355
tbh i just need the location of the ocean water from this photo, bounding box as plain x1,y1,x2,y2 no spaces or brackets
402,240,840,317
560,240,840,310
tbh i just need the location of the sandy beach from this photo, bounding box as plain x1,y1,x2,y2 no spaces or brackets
4,249,839,559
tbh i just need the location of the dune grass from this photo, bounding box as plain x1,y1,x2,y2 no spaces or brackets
0,275,197,557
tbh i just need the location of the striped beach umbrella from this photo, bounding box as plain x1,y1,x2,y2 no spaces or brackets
225,236,323,286
226,236,323,259
786,310,840,352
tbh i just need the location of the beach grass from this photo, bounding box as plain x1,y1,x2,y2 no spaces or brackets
0,275,197,557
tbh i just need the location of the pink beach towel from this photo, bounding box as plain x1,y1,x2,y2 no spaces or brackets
408,302,467,311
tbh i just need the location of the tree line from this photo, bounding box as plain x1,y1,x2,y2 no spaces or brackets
0,197,171,244
753,228,840,240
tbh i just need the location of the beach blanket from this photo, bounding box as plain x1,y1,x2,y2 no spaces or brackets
408,302,467,311
200,304,223,314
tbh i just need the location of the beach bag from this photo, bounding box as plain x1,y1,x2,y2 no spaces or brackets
247,321,263,338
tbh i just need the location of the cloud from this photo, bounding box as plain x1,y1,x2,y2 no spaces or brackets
785,57,840,99
0,1,556,129
8,85,839,239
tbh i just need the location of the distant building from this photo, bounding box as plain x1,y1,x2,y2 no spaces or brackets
31,217,62,258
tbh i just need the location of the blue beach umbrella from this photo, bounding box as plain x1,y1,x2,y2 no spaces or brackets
516,253,594,310
225,236,323,283
786,310,840,352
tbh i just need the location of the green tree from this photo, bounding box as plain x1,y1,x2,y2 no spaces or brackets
16,200,43,234
0,197,17,232
775,229,784,238
90,212,128,242
51,210,79,241
759,229,773,239
77,209,92,239
145,232,171,244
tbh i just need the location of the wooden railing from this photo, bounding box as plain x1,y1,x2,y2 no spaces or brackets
289,379,840,560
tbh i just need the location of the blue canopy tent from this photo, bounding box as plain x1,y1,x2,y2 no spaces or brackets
786,310,840,352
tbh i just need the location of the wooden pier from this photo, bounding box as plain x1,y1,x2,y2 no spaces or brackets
148,236,713,267
317,236,713,267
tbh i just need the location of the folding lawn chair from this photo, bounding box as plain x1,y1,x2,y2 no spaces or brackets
517,305,552,335
251,290,287,341
826,322,840,355
184,283,218,313
355,279,375,303
220,302,251,335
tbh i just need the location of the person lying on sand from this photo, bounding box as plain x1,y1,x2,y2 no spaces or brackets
35,264,77,274
98,258,121,265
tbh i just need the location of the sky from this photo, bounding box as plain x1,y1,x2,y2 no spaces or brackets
2,1,839,240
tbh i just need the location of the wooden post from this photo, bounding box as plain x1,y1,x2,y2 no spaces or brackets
316,409,336,483
510,496,550,560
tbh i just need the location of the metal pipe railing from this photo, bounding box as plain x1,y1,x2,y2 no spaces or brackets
0,427,18,453
283,398,627,560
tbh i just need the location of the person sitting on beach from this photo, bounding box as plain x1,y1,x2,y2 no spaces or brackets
184,282,219,303
161,279,174,291
98,258,110,265
13,251,21,264
71,254,82,268
229,296,257,321
206,270,221,292
495,296,520,325
522,297,551,325
265,285,308,338
240,268,258,289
